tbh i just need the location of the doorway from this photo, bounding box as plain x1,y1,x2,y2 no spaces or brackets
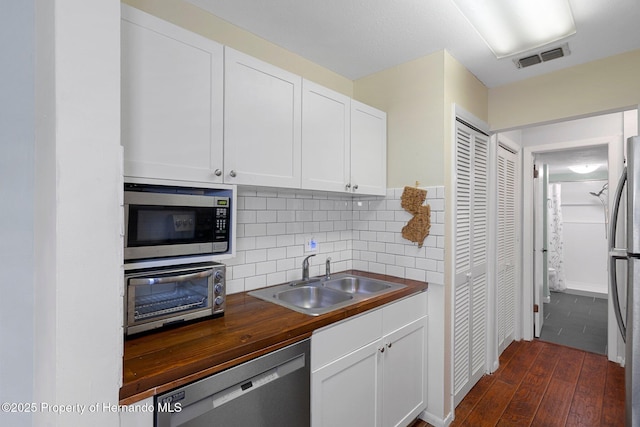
534,146,609,354
519,110,632,363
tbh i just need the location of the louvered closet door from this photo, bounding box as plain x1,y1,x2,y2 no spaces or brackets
454,120,489,406
497,146,518,354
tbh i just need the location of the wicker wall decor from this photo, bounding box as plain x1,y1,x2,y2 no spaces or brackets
401,186,431,248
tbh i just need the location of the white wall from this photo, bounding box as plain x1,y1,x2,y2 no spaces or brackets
521,112,624,147
559,181,609,295
0,2,35,426
33,0,123,425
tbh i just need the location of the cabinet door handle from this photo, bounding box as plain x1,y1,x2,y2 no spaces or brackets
386,342,392,349
353,184,359,191
345,183,351,190
214,169,222,177
379,346,385,353
229,170,237,178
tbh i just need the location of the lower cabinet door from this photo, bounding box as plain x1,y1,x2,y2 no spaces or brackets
382,316,428,427
311,339,382,427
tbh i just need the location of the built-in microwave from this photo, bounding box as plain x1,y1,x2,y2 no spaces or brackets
124,183,232,264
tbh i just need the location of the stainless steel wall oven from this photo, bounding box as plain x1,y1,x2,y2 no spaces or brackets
124,262,225,336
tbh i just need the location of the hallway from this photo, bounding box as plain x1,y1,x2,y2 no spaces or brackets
540,291,608,355
414,339,624,426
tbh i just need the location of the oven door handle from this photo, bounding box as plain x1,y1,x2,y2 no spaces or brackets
129,269,213,286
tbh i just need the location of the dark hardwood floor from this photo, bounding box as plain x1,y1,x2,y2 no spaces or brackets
410,339,625,427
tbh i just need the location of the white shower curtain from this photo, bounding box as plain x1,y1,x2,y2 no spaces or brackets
547,183,566,291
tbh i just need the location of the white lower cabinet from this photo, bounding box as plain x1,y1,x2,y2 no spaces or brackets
311,292,428,427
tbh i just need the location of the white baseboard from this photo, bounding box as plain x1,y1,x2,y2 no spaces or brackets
419,409,453,427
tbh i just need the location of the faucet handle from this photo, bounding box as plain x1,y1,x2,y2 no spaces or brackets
325,257,332,279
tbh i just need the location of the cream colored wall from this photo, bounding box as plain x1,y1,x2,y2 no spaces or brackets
489,48,640,131
122,0,353,96
355,50,489,422
354,51,445,188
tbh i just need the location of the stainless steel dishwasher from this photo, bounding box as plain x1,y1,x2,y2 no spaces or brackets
155,338,310,427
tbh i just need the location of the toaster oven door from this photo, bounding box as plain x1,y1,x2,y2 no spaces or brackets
125,265,216,335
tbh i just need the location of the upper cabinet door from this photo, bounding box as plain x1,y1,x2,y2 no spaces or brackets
121,5,224,183
301,80,351,192
224,47,302,188
350,101,387,196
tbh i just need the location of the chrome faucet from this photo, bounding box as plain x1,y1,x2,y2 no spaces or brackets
325,257,332,280
302,254,316,281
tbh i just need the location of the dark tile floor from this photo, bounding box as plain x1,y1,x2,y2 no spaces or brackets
540,291,608,354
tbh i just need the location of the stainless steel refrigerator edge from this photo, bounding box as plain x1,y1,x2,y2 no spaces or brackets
609,135,640,426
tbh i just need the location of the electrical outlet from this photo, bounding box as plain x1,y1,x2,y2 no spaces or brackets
305,237,319,253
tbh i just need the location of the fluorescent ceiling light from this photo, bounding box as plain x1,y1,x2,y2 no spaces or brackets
452,0,576,58
569,164,600,174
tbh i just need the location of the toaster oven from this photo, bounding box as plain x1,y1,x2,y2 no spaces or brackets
124,262,225,336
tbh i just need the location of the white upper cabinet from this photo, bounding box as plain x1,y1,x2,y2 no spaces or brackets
350,101,387,196
301,80,351,192
301,82,387,196
121,7,385,193
121,5,224,183
224,47,302,188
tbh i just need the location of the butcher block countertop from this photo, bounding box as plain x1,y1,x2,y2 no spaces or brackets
120,270,428,404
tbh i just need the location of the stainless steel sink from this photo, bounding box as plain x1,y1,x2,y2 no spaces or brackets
323,276,392,294
275,286,353,309
248,274,406,316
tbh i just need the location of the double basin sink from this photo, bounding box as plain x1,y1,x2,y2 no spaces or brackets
248,273,406,316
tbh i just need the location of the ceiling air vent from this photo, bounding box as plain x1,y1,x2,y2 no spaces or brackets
540,47,565,62
518,54,542,68
514,43,571,69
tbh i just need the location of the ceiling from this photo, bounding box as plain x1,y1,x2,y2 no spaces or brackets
185,0,640,88
536,145,608,176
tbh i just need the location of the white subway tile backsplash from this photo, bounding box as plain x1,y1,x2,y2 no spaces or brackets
224,185,445,293
287,198,304,210
267,247,287,260
244,223,266,237
237,210,257,224
256,260,277,275
245,249,267,264
267,197,287,210
267,222,286,235
256,235,277,249
245,275,267,291
277,210,296,223
257,210,277,223
244,197,267,210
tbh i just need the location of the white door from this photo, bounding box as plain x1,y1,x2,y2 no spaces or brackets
497,144,518,353
533,164,549,337
311,340,382,427
381,317,427,427
350,100,387,196
121,5,224,183
224,47,301,188
453,120,489,405
301,80,351,192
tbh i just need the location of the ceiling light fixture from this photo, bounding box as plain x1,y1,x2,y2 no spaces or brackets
569,164,600,174
451,0,576,58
